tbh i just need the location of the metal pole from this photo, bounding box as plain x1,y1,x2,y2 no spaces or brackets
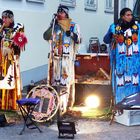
114,0,119,24
109,0,119,117
47,15,57,85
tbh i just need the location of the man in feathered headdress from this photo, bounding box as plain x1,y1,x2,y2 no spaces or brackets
43,5,81,110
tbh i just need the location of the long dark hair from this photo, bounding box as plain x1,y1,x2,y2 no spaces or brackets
117,8,135,30
120,8,132,18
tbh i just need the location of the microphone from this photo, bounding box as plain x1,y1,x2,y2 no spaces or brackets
50,13,58,27
53,13,58,17
0,18,5,32
0,18,3,26
52,13,58,19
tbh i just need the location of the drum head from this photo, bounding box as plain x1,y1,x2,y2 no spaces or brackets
27,84,60,122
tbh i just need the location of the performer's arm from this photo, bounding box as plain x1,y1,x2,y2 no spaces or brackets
66,23,81,44
138,23,140,40
103,24,115,44
43,26,52,41
43,16,58,41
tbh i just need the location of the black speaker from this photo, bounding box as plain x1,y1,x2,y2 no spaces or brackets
100,44,107,53
0,114,7,127
57,121,76,139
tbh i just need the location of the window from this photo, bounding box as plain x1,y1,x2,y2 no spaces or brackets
85,0,98,11
133,0,140,21
26,0,45,3
59,0,76,7
105,0,114,13
121,0,128,10
133,0,137,8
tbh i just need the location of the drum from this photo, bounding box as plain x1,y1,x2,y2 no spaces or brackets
26,84,60,122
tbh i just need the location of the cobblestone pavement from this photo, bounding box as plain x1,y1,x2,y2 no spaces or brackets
1,119,140,140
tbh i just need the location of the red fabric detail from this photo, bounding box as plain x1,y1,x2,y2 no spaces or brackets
13,32,27,49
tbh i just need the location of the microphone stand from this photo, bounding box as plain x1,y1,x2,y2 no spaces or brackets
0,24,4,32
47,14,57,85
0,18,4,33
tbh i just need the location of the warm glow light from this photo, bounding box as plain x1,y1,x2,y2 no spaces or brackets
85,95,100,108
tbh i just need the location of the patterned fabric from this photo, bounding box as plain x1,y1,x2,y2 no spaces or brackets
50,21,80,87
104,23,140,103
0,22,26,110
44,19,80,111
